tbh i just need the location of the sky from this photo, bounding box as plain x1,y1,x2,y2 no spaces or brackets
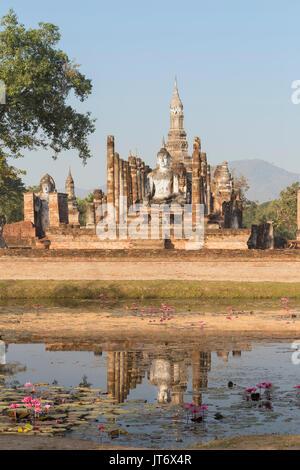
2,0,300,191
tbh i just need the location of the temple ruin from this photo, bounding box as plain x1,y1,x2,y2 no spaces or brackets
4,79,251,250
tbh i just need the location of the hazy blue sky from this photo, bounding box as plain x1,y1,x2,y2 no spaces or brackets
2,0,300,190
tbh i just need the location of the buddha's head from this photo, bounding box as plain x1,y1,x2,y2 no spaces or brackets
157,147,171,171
39,174,56,195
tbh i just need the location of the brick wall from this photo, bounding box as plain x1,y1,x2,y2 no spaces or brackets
3,221,37,247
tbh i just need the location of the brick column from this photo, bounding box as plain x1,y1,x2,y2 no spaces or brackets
119,159,124,222
129,156,138,205
192,137,201,229
107,136,115,209
114,152,120,232
94,189,103,224
48,193,61,227
206,165,212,215
86,203,95,228
23,193,35,224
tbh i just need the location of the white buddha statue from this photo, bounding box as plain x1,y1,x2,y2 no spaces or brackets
146,139,181,203
38,174,56,232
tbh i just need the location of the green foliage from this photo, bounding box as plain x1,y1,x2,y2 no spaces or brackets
244,182,299,239
25,185,39,193
76,193,94,225
0,156,25,223
0,9,95,163
232,172,250,206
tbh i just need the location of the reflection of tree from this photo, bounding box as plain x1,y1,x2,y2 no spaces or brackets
0,362,27,376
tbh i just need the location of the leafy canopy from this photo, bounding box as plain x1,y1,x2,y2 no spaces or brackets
0,9,95,163
0,155,25,223
243,181,300,239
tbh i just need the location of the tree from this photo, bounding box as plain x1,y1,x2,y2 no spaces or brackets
0,156,25,223
76,193,94,226
0,9,95,164
272,182,299,238
243,182,299,240
232,171,251,206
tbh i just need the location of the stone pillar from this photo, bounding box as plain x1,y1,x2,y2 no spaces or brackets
86,203,95,228
123,161,129,209
119,160,124,223
201,152,207,206
206,165,212,215
48,193,61,227
24,193,36,225
129,157,138,205
297,189,300,240
107,136,115,211
94,190,103,224
192,137,201,229
114,153,120,232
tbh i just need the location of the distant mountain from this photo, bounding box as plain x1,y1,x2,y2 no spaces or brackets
228,159,300,203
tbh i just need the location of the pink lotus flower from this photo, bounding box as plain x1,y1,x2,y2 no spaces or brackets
31,399,40,405
44,405,51,410
25,382,32,388
296,385,300,389
200,405,208,411
98,425,105,430
22,397,33,403
10,404,19,409
191,407,200,414
245,388,257,393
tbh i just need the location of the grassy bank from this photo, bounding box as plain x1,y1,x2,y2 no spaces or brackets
0,280,299,300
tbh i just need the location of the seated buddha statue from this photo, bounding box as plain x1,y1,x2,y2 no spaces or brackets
146,140,186,204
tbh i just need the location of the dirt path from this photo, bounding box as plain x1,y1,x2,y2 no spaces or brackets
0,434,143,450
1,257,300,282
1,308,299,344
1,434,300,450
193,434,300,450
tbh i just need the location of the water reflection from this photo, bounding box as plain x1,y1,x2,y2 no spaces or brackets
1,339,253,403
2,339,299,448
0,340,6,365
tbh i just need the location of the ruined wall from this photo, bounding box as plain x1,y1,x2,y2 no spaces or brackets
3,221,37,247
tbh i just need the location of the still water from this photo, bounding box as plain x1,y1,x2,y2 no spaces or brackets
1,340,300,448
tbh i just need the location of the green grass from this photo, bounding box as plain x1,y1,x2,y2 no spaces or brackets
0,280,299,300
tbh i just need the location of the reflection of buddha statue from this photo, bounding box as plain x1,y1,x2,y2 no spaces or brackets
149,359,172,403
0,340,6,365
147,140,185,204
38,174,56,232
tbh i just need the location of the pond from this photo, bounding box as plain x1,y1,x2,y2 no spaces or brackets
1,339,300,448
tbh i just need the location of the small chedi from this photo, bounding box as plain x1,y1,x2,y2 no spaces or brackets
4,79,252,250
